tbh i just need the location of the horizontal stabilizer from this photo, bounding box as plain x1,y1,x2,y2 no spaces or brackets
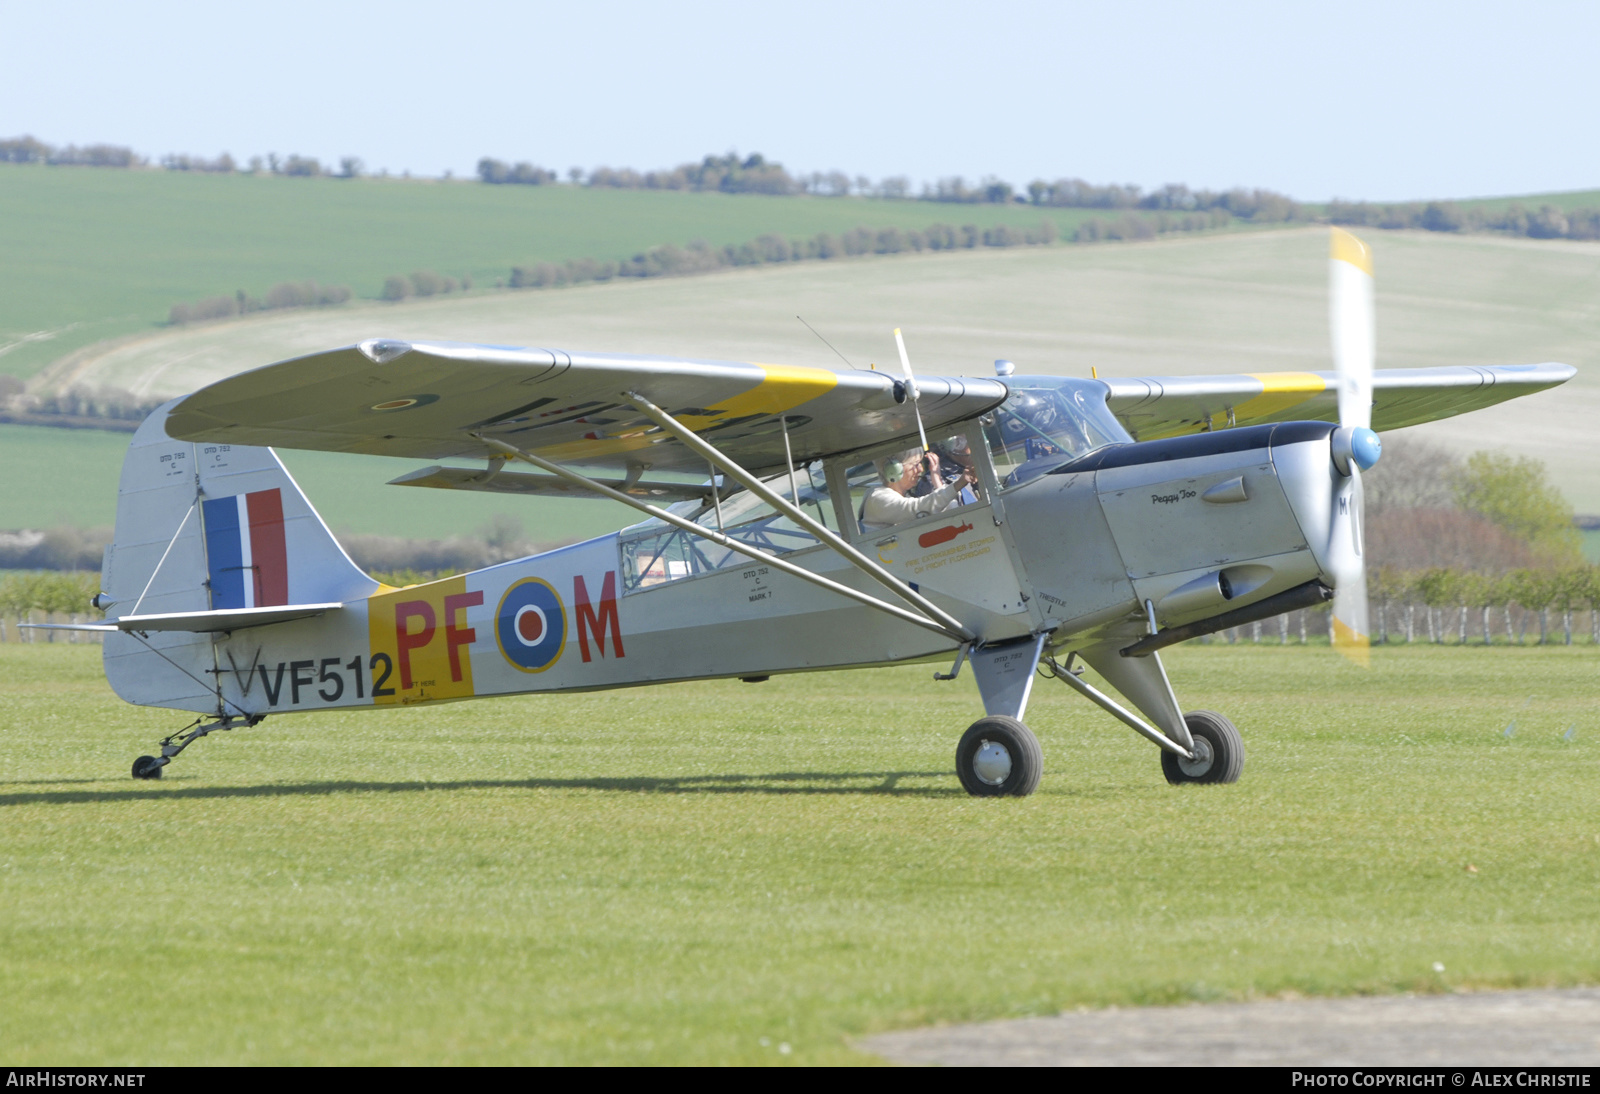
19,622,119,633
114,603,343,633
388,465,718,504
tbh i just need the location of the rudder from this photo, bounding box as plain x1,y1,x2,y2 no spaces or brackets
100,399,378,713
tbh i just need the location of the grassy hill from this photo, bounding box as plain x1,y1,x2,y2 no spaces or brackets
0,165,1110,381
4,167,1597,537
18,226,1598,522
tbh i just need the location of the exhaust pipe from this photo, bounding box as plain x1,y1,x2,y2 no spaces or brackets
1121,580,1332,658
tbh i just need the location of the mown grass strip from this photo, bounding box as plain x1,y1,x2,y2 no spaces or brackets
1,643,1594,1064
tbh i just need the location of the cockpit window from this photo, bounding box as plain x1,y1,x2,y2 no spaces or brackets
619,461,834,591
981,377,1130,486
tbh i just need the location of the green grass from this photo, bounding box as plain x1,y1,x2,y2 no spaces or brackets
0,165,1113,381
0,423,637,543
0,642,1595,1064
1452,189,1600,215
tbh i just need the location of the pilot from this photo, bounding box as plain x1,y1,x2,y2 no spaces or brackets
910,434,979,505
861,446,976,532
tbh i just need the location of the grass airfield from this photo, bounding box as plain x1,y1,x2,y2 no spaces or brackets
35,225,1600,521
2,642,1596,1065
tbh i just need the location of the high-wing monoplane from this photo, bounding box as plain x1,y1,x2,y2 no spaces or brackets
49,230,1575,794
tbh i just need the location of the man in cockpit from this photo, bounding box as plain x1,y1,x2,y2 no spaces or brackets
860,446,976,532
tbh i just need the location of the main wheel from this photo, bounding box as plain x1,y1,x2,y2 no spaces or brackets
956,716,1043,797
131,755,163,780
1160,710,1243,785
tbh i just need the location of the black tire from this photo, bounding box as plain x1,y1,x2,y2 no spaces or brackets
1160,710,1243,785
956,716,1043,797
131,756,163,780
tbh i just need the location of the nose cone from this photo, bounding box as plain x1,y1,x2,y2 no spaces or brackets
1350,427,1381,471
1331,426,1381,475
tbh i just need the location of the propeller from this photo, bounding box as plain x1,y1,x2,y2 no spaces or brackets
1326,227,1383,666
893,327,931,454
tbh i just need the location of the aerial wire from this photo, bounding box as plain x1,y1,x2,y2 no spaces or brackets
797,316,862,370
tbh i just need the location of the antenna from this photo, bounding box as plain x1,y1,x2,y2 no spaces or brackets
797,316,859,370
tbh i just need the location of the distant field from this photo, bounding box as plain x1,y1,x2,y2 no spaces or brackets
0,165,1111,381
1452,189,1600,215
0,423,636,543
1,643,1595,1064
17,226,1597,518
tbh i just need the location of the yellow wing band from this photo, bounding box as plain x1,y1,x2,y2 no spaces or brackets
541,362,841,461
1234,372,1329,424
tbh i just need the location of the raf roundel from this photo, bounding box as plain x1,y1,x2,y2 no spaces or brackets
496,578,566,672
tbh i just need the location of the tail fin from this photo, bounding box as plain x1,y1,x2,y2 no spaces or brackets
101,399,378,713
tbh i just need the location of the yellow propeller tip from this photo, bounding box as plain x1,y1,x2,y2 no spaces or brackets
1330,227,1374,277
1332,619,1371,667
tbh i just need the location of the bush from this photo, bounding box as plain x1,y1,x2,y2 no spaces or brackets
477,158,556,185
0,135,50,163
47,143,139,167
161,152,237,173
0,527,112,570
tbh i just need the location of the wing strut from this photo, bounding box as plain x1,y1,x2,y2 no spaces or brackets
473,436,970,642
620,392,976,641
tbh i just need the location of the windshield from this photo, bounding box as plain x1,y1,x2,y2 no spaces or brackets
981,376,1129,485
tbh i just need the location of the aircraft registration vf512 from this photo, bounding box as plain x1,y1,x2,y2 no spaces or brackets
52,230,1574,794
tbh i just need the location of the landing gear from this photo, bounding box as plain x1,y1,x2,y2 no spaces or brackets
956,716,1043,797
129,713,263,779
1160,710,1243,785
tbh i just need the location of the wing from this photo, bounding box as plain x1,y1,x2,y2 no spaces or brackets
164,339,1009,477
1103,363,1576,441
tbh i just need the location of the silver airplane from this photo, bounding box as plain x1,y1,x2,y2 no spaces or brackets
48,229,1573,794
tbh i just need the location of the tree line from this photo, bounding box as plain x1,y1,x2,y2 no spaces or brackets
379,270,473,302
14,130,1598,245
503,220,1062,291
167,281,352,325
2,135,364,178
0,136,139,167
0,385,159,432
477,149,1307,221
1330,199,1600,242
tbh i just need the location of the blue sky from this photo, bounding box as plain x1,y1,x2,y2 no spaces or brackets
3,0,1596,202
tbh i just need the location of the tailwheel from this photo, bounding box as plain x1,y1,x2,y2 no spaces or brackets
956,716,1043,798
1161,710,1243,785
131,755,165,780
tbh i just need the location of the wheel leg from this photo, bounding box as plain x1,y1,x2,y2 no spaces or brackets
131,713,264,779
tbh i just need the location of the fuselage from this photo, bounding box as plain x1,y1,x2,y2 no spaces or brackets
109,415,1349,720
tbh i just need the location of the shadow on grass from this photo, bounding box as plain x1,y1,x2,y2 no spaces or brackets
0,769,962,807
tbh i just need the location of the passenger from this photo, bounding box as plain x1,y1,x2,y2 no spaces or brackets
860,447,976,532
